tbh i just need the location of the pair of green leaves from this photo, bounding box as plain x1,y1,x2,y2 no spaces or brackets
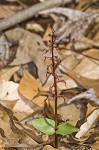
32,117,79,135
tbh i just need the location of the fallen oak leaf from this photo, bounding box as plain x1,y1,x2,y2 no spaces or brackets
19,70,41,100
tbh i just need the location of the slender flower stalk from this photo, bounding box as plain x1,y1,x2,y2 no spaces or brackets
51,30,58,148
44,30,66,148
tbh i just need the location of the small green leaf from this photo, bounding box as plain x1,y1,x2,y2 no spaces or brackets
56,122,79,136
32,117,55,135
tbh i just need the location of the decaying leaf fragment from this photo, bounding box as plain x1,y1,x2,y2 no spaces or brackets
75,109,99,138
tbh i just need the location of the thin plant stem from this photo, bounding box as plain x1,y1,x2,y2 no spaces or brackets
51,31,58,148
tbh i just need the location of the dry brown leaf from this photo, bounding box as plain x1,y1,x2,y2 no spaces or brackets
19,70,41,100
50,98,81,126
18,70,46,107
13,98,35,120
5,28,47,83
62,55,81,70
0,80,19,101
15,122,43,145
74,58,99,78
0,105,20,147
59,65,99,97
0,80,36,120
0,66,19,81
58,103,81,126
61,52,82,70
0,80,20,111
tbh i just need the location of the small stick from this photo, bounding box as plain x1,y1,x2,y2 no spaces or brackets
0,0,70,31
67,88,99,105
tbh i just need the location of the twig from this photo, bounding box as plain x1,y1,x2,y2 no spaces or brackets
40,8,99,42
0,0,70,31
39,7,86,21
67,88,99,105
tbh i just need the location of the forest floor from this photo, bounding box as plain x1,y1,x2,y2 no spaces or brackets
0,0,99,150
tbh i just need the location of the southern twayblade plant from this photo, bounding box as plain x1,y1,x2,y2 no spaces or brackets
32,30,79,148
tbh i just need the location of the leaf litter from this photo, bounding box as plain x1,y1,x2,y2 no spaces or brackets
0,0,99,149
